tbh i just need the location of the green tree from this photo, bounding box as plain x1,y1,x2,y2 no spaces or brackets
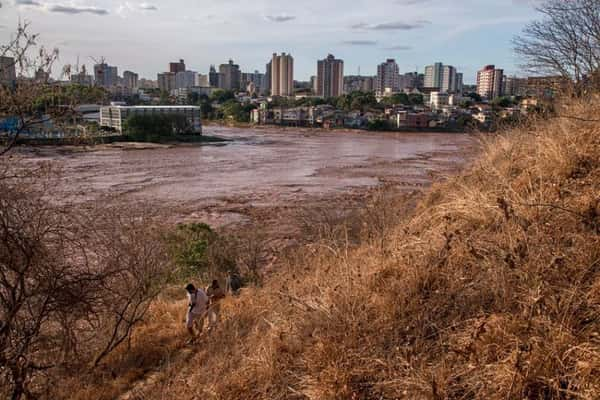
492,96,513,108
123,113,193,142
467,92,482,102
408,93,424,105
210,89,236,104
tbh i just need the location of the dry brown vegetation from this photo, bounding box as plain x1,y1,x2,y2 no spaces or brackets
0,164,172,400
53,96,600,400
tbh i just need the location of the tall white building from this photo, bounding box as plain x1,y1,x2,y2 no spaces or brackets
100,105,202,134
271,53,294,97
424,62,443,89
477,65,504,99
375,59,400,95
425,63,461,93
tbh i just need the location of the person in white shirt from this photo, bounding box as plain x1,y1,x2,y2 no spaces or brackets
185,283,208,338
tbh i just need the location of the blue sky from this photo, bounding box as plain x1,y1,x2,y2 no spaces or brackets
0,0,541,83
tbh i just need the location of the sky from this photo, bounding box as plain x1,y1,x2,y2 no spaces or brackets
0,0,541,83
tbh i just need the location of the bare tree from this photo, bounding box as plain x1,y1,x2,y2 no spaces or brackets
0,166,172,400
514,0,600,90
0,21,102,155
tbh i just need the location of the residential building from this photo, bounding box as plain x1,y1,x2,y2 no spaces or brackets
171,87,217,102
395,111,429,129
157,72,176,92
430,92,449,110
456,73,464,95
375,59,400,95
169,59,186,74
241,71,266,93
344,75,375,93
400,72,424,90
71,70,94,87
503,75,528,97
94,63,118,88
196,74,209,87
208,65,220,88
525,75,569,99
310,75,318,94
441,65,457,93
123,70,139,90
477,65,504,99
316,54,344,98
271,53,294,97
100,105,202,133
139,78,158,89
425,63,461,93
265,61,272,94
0,56,16,86
175,70,197,89
424,62,442,89
218,59,241,91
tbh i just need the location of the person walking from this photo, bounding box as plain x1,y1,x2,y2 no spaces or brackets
206,280,226,330
185,283,209,339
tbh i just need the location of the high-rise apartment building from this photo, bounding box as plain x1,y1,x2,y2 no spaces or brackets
157,72,176,92
441,65,457,93
219,60,241,91
265,61,272,94
477,65,504,99
425,63,461,93
0,56,16,86
208,65,220,88
270,53,294,97
400,72,424,90
456,73,464,95
169,59,186,74
241,71,266,93
316,54,344,98
94,63,118,88
123,70,139,90
176,70,197,89
375,59,400,95
424,62,443,90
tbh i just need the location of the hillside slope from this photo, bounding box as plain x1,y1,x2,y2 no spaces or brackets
68,98,600,400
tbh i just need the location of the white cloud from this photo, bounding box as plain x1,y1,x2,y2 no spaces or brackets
264,14,296,23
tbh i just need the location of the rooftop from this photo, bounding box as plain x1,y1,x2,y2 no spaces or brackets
103,105,201,109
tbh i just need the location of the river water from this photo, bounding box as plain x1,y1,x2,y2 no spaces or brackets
20,126,473,225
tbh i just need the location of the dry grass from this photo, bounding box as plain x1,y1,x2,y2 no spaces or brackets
65,97,600,399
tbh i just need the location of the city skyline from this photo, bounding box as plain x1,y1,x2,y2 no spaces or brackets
1,0,540,82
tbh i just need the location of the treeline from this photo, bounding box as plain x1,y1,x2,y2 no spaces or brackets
123,113,194,142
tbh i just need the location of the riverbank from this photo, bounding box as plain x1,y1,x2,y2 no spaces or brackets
204,120,468,134
69,98,600,400
11,133,229,148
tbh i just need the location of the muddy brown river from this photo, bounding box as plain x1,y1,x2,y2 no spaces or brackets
20,126,473,226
